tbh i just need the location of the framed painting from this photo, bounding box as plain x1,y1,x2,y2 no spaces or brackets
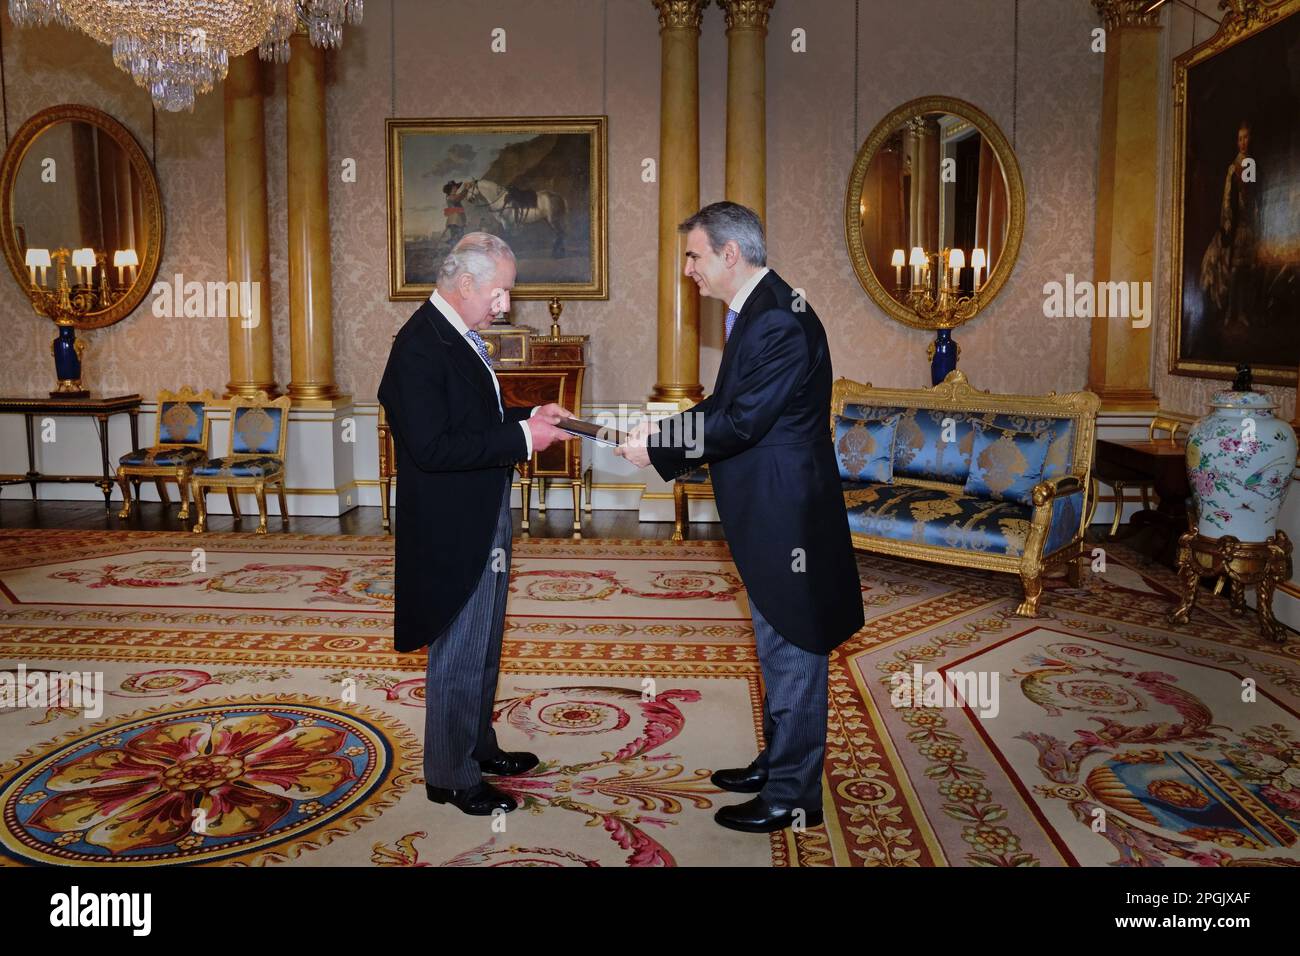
386,115,607,301
1169,0,1300,385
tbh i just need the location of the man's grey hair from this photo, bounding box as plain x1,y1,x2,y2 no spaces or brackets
437,231,516,288
678,201,766,267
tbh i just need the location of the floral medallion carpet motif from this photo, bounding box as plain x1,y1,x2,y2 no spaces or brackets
0,529,1296,867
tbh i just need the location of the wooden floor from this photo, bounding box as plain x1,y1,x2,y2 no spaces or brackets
0,499,727,541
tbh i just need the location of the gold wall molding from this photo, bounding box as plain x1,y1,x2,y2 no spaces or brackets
1091,0,1163,30
1219,0,1290,37
653,0,710,32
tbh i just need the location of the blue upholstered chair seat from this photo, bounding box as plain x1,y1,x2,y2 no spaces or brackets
119,446,208,468
193,456,283,479
677,466,711,484
841,480,1033,558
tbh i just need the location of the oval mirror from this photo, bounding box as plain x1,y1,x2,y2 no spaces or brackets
0,104,164,330
845,95,1024,330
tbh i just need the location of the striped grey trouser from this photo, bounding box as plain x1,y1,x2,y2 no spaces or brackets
423,479,511,789
749,599,829,809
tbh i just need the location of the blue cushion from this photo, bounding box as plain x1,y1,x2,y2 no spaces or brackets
842,480,1033,557
157,401,206,445
834,413,900,483
193,456,283,479
119,446,207,468
841,403,1077,486
963,421,1053,506
231,406,284,455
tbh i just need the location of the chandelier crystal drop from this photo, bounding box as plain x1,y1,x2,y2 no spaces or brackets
6,0,363,112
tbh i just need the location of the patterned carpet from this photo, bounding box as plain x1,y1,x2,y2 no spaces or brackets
0,528,1297,867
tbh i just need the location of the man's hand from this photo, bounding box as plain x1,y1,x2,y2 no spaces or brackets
614,419,659,469
526,416,573,453
532,403,574,425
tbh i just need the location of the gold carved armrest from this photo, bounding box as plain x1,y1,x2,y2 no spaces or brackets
1031,474,1085,508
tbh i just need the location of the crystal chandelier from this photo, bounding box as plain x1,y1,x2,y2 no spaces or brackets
8,0,363,112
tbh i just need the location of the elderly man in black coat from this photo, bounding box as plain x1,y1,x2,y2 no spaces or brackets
378,232,572,816
618,202,865,833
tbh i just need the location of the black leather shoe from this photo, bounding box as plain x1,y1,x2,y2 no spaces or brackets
479,751,539,776
715,796,823,833
711,764,768,793
425,781,517,815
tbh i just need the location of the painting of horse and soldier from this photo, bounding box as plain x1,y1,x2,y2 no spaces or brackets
387,116,607,300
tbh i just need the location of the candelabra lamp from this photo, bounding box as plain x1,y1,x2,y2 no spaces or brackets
896,246,987,385
23,246,136,398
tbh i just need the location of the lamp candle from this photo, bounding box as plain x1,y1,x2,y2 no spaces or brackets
908,246,925,288
891,248,905,287
948,248,965,289
970,247,987,290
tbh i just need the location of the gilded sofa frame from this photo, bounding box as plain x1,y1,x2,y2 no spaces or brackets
190,392,292,535
116,386,215,520
832,370,1100,615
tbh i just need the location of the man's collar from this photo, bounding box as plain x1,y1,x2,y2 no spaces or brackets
430,289,471,336
728,266,770,314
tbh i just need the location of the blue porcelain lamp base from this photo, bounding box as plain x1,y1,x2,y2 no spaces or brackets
928,328,958,386
50,323,88,398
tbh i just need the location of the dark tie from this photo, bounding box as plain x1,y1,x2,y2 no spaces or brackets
725,308,738,341
465,329,491,365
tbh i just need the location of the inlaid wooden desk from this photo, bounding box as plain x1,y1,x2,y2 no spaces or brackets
0,394,141,510
1094,437,1191,567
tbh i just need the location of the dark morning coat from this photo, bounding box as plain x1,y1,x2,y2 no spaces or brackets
377,299,531,653
648,270,865,654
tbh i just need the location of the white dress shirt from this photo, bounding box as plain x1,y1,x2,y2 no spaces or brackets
728,266,770,317
429,290,536,456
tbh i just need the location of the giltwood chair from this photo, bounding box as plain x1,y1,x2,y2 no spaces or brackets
116,386,215,520
191,392,291,534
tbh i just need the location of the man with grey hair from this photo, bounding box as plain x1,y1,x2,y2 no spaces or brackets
617,201,864,833
379,231,573,816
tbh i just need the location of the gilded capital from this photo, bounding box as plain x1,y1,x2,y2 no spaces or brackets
1091,0,1163,29
717,0,774,31
653,0,710,33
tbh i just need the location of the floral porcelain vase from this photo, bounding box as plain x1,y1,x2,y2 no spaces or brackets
1186,369,1297,541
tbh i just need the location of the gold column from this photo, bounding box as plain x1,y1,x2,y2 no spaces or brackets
719,0,773,224
223,52,277,398
650,0,708,404
1087,0,1161,411
286,30,343,403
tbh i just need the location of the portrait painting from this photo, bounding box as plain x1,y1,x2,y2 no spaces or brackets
386,115,607,300
1170,0,1300,384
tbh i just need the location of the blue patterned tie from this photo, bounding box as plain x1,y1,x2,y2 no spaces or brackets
725,308,738,341
465,329,491,366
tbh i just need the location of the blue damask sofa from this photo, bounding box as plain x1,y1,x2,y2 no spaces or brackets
831,371,1100,616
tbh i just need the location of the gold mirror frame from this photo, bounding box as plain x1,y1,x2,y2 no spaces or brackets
0,104,164,331
844,95,1025,331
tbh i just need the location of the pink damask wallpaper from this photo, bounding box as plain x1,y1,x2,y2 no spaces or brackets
0,0,1109,407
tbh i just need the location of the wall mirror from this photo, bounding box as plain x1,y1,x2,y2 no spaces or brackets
0,104,163,330
845,95,1024,330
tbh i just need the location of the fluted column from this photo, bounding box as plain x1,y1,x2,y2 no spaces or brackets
286,30,342,403
223,52,277,398
1087,0,1160,410
719,0,772,224
650,0,708,404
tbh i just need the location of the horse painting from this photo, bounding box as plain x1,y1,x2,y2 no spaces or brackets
464,178,568,258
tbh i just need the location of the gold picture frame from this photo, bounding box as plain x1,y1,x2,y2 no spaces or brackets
386,115,607,301
1168,0,1300,385
844,95,1025,331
